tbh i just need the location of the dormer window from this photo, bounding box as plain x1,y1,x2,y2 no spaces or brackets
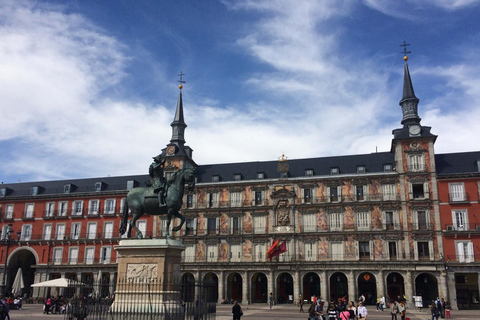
95,182,103,192
0,188,6,197
257,172,265,179
305,169,314,177
357,166,366,174
31,186,39,196
234,174,242,181
126,180,136,190
64,184,71,194
330,167,339,175
477,160,480,172
212,175,220,183
384,164,393,172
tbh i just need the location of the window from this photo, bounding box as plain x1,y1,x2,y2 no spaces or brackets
0,188,5,197
357,166,366,174
230,192,242,207
382,184,396,201
255,191,263,205
232,217,239,234
87,223,97,239
208,193,218,208
234,174,242,181
43,224,52,240
56,224,66,240
388,242,397,260
207,218,216,234
138,221,147,237
417,211,427,230
101,247,112,264
186,195,193,208
359,242,370,259
58,201,68,217
126,180,135,190
305,169,314,177
31,186,39,196
385,212,395,230
383,164,393,172
212,175,220,182
24,203,34,219
417,242,430,260
409,154,425,172
302,188,312,203
356,186,364,201
253,216,267,234
330,187,339,202
452,210,468,231
21,225,32,241
88,200,100,215
85,247,95,265
53,248,63,265
356,212,370,231
329,213,343,231
331,242,344,261
45,202,55,218
185,219,195,235
330,167,339,175
303,214,316,232
305,243,317,261
257,172,265,179
5,205,13,219
207,244,217,262
95,182,102,192
449,183,466,202
69,248,79,264
457,241,474,263
71,223,81,240
104,199,116,215
73,201,83,216
412,184,425,199
0,225,8,240
104,222,114,239
64,184,71,193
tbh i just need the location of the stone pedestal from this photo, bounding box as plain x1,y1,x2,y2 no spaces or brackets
110,239,185,320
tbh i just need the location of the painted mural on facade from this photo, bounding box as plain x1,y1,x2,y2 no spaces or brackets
219,188,228,206
316,183,326,201
243,212,252,233
242,239,253,261
318,237,329,260
370,179,381,199
374,236,385,259
344,207,355,230
218,241,229,262
317,209,328,230
345,235,356,259
371,206,382,230
197,213,206,234
220,213,229,234
196,241,205,261
342,181,353,201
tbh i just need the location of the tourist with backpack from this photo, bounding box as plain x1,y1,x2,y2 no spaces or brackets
390,299,398,320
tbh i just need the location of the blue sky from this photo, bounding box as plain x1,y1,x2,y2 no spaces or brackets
1,0,480,183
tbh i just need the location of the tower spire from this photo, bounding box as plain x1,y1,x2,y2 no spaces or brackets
170,72,187,145
399,42,421,125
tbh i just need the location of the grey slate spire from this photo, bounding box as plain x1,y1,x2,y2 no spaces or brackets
170,89,187,145
399,57,421,125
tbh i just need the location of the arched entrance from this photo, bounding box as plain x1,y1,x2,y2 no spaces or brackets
251,273,267,303
277,273,293,304
181,273,196,302
6,249,36,297
203,273,219,303
303,272,320,302
358,272,376,305
386,272,405,302
226,273,242,302
415,273,438,307
330,272,348,302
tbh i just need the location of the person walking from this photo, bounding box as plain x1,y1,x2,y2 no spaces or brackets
308,303,317,320
298,295,304,312
327,303,339,320
316,300,325,320
269,292,274,310
232,300,243,320
357,301,368,320
390,299,398,320
398,299,406,320
347,301,356,319
431,300,440,320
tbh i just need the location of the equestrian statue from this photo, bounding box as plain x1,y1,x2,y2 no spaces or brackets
119,154,196,239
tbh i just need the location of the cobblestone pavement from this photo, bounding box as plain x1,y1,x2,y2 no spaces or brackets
9,303,475,320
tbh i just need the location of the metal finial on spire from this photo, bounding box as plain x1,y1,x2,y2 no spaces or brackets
177,71,186,90
400,41,411,61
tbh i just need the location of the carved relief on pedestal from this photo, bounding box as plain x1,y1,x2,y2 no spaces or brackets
126,263,158,282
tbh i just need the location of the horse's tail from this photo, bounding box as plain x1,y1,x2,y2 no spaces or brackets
119,197,129,235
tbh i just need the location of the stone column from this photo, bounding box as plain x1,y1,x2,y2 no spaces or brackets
76,273,82,296
320,271,327,301
446,271,456,310
439,271,448,303
32,271,44,298
348,271,355,302
194,271,201,300
242,271,249,304
218,271,224,304
268,271,274,304
109,273,116,297
405,271,413,308
294,271,300,304
377,270,385,298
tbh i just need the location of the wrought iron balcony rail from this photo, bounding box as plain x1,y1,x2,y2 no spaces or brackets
16,230,151,242
448,192,470,203
444,223,480,232
407,165,426,172
22,211,35,220
411,223,433,231
446,254,477,263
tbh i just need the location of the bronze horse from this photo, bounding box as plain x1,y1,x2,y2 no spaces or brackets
119,167,196,239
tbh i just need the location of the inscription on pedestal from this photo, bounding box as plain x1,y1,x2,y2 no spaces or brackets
127,264,158,282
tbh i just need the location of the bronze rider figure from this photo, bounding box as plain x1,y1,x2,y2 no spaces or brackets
149,154,167,207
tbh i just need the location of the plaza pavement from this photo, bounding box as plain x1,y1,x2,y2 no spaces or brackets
9,303,475,320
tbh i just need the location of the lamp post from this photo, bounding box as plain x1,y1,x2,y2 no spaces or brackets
0,223,20,296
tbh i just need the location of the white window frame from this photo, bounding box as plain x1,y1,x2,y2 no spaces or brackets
452,209,469,231
0,225,8,240
207,244,217,262
456,241,474,263
45,202,55,218
303,213,316,232
356,212,371,231
137,220,147,237
382,184,396,201
408,154,425,172
184,245,195,263
88,199,100,215
87,222,97,239
71,222,81,240
301,188,313,204
43,224,52,240
207,192,219,208
21,224,32,241
85,247,95,265
104,199,116,215
329,213,343,231
56,223,66,240
69,247,79,265
5,204,14,219
100,246,112,264
230,244,242,262
53,248,63,265
104,222,114,239
331,242,344,261
230,191,242,207
305,242,317,261
253,215,266,234
73,200,83,216
58,201,68,217
383,211,400,231
413,209,430,230
24,203,34,218
449,183,466,202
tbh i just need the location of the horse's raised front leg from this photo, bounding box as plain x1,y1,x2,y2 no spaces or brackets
171,210,185,232
129,212,143,239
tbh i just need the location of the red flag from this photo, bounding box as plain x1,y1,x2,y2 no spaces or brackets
267,240,287,260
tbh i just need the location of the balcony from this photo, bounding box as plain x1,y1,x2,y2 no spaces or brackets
86,208,102,217
70,209,84,218
407,164,426,172
43,210,56,219
22,211,35,220
412,223,433,231
449,192,469,203
444,223,480,232
102,207,119,216
446,254,477,263
382,222,401,231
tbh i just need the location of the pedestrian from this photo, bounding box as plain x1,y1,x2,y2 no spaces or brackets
308,303,317,320
398,299,406,320
232,300,243,320
390,299,398,320
376,297,380,311
347,301,356,319
380,296,385,311
316,300,325,320
298,295,304,312
327,303,339,320
357,301,368,320
440,298,446,318
0,296,11,320
431,300,440,320
269,292,273,310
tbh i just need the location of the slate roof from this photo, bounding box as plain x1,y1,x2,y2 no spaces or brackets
1,151,479,198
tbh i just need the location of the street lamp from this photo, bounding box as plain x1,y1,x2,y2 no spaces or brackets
0,223,20,296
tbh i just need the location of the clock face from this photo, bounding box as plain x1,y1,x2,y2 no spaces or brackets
409,125,421,135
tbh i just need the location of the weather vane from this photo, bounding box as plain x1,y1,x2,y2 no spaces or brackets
178,71,186,90
400,41,411,61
